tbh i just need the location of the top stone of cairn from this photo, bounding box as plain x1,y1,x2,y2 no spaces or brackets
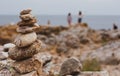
17,9,39,33
20,9,32,15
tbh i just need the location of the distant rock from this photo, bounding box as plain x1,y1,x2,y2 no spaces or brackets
80,41,120,65
56,42,69,53
80,37,89,44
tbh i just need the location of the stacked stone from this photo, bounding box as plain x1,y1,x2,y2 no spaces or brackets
8,9,42,75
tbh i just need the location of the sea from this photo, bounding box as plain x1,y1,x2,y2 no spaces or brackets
0,15,120,29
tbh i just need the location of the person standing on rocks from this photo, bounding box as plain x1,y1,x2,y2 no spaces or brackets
113,23,118,30
67,13,72,26
78,11,83,24
47,20,51,25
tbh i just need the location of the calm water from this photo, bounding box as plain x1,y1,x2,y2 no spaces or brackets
0,15,120,29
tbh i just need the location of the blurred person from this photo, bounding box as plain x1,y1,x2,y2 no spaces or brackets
67,13,72,26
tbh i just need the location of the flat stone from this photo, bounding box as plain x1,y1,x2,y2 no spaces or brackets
59,57,82,76
13,58,41,74
14,32,37,47
20,14,34,21
17,18,37,27
20,9,32,15
16,25,39,34
9,40,41,61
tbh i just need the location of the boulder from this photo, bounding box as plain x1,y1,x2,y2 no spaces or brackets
9,40,41,61
14,32,37,47
65,35,80,48
13,58,41,74
59,57,82,76
45,37,56,45
80,41,120,65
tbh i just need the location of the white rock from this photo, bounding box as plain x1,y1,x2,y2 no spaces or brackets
3,43,15,50
34,52,52,65
14,32,37,47
0,52,8,60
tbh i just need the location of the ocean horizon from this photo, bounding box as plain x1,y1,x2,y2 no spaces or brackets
0,15,120,29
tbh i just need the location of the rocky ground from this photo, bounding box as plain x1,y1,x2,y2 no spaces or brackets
0,23,120,76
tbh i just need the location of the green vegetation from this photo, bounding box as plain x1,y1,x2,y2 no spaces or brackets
82,58,101,71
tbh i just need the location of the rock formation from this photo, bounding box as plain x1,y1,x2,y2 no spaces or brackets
8,9,43,75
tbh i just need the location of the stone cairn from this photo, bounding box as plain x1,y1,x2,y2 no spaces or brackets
8,9,42,75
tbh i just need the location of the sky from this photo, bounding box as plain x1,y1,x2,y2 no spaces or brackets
0,0,120,15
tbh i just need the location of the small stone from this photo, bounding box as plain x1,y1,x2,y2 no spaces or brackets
17,18,37,27
9,40,41,61
34,52,52,66
16,25,39,34
0,52,8,60
0,46,4,52
21,71,38,76
13,58,41,74
80,37,89,44
56,43,69,53
20,9,32,15
14,32,37,47
0,68,18,76
34,23,39,27
20,14,34,21
60,57,82,76
3,43,15,52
